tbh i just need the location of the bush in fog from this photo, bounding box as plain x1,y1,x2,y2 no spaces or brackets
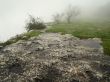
25,15,46,31
52,13,64,24
64,5,80,23
52,5,80,24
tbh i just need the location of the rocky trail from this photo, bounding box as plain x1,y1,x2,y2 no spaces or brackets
0,33,110,82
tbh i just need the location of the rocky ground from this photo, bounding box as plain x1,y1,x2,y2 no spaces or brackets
0,33,110,82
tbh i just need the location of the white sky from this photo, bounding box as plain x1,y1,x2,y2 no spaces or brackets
0,0,109,41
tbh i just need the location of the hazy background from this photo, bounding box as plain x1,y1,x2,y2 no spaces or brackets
0,0,110,41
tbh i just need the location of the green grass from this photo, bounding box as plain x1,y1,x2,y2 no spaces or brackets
47,22,110,55
0,30,41,46
102,39,110,55
23,30,41,38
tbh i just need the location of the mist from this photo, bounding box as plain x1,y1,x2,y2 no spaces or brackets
0,0,110,41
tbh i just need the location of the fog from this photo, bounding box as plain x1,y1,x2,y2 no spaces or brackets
0,0,110,41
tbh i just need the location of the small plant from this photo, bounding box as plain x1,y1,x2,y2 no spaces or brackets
25,15,46,31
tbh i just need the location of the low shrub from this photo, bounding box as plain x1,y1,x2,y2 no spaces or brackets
25,15,46,31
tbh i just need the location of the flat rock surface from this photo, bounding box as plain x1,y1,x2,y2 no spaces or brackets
0,33,110,82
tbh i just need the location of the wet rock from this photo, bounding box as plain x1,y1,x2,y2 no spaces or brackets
0,46,3,50
0,33,110,82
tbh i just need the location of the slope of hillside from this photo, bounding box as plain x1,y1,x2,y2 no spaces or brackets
0,33,110,82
